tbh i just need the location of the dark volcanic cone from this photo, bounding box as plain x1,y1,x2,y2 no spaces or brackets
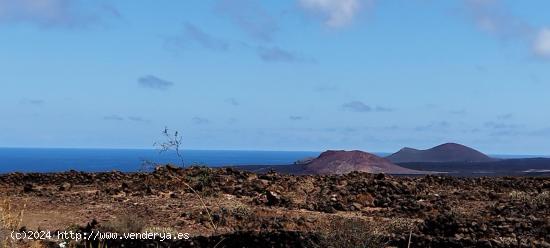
302,150,426,175
386,143,495,163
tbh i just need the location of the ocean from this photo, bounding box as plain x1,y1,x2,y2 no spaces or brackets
0,148,544,174
0,148,321,173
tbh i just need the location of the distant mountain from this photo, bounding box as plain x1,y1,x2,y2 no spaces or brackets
386,143,495,163
302,150,427,175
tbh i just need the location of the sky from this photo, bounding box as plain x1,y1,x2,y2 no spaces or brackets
1,0,549,155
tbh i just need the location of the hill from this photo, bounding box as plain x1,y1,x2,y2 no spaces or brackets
386,143,494,163
302,150,426,174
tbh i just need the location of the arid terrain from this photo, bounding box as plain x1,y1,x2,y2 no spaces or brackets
0,165,549,248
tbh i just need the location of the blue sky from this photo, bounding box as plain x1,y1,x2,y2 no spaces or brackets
1,0,549,154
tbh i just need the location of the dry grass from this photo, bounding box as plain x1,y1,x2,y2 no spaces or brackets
508,190,550,206
28,240,46,248
142,226,179,236
100,214,146,234
0,198,26,248
317,217,415,248
181,177,218,233
508,190,530,202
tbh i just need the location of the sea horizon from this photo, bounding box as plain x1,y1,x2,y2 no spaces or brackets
0,147,547,174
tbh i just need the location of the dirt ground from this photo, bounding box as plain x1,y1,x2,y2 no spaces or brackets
1,166,549,247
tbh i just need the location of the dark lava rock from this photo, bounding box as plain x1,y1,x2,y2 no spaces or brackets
266,191,281,206
23,183,34,193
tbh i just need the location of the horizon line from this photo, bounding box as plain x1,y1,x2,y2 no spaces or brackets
0,146,548,157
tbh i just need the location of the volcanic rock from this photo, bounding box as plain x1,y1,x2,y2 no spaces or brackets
301,150,426,175
386,143,495,163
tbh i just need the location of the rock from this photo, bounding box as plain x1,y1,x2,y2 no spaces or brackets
321,205,336,213
266,191,281,206
23,183,34,193
146,185,155,194
350,202,362,211
355,193,375,207
257,179,270,187
59,182,72,191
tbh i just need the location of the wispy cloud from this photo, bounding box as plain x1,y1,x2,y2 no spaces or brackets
314,84,339,93
533,28,550,59
342,101,371,112
299,0,367,28
192,117,210,125
214,0,278,42
464,0,531,40
20,99,45,105
128,116,150,123
0,0,118,28
450,109,467,115
165,22,229,51
530,128,550,137
256,46,312,63
225,98,240,106
103,115,124,121
463,0,550,60
484,121,522,130
165,23,313,63
103,115,150,123
374,106,393,112
341,101,392,113
414,121,451,132
497,113,514,120
137,75,174,90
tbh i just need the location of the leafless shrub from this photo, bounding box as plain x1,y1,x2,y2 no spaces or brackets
154,127,185,167
317,217,415,248
153,127,218,234
100,214,146,234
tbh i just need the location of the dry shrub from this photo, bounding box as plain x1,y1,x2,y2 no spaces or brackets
508,190,530,202
100,214,145,234
231,205,252,220
318,217,414,248
495,236,517,246
386,218,416,234
533,191,550,205
28,240,46,248
229,204,253,231
509,190,550,206
143,226,179,236
0,198,26,248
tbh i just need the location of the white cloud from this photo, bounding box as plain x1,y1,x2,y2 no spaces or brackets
0,0,116,28
299,0,365,28
464,0,531,39
464,0,550,61
533,28,550,58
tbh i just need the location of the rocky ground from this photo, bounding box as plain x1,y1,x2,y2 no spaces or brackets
0,165,549,247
